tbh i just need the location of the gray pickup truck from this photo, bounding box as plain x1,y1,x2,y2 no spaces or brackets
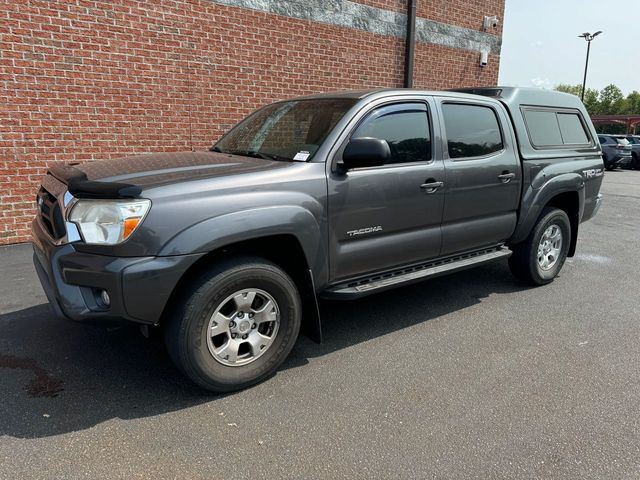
32,87,604,392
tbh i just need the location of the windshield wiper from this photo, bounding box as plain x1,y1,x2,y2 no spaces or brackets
227,150,292,162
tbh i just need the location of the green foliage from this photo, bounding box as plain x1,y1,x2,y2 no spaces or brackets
625,91,640,114
598,85,625,114
554,84,640,116
555,84,582,97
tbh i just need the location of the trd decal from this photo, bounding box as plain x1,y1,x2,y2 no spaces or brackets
582,168,603,179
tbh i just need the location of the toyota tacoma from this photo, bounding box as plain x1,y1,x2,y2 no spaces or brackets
31,87,604,392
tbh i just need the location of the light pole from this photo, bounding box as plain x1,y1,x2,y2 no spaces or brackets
578,31,602,102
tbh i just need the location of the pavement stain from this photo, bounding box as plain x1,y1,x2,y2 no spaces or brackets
0,354,64,398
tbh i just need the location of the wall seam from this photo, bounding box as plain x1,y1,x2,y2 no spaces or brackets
209,0,502,55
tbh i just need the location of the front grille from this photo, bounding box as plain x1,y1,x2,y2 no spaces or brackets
37,187,66,240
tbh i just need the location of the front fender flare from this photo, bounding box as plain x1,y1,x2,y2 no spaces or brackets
157,205,325,280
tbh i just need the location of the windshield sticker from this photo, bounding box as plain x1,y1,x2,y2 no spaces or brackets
293,151,311,161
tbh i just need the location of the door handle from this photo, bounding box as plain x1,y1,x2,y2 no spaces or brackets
420,180,443,193
498,172,516,183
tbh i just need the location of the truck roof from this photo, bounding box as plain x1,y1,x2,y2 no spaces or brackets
452,86,585,111
289,87,600,161
292,88,501,102
293,86,584,111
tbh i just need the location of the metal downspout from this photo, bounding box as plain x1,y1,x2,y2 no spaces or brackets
404,0,417,88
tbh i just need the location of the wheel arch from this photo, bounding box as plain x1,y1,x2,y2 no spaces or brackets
511,173,584,257
545,191,581,257
159,233,322,342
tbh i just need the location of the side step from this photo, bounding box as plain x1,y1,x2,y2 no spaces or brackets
323,246,512,299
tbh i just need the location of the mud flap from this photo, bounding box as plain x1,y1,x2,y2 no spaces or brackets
302,269,322,344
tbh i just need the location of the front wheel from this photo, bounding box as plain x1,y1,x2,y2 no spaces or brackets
509,207,571,285
164,257,301,392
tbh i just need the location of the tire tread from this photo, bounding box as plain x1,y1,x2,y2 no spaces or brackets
164,256,301,392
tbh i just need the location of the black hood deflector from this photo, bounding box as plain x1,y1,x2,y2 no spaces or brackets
48,164,142,199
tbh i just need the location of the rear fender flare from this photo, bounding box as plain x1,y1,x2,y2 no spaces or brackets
511,173,585,244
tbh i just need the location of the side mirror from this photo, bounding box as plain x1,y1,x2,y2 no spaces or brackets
341,137,390,170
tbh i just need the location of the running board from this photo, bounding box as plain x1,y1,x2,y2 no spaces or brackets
323,246,512,299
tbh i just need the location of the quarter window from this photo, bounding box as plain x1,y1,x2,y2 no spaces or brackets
442,104,504,159
524,110,563,146
557,113,589,144
352,105,431,164
523,109,591,147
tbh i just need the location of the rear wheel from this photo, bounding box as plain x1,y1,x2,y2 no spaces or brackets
164,257,301,392
509,208,571,285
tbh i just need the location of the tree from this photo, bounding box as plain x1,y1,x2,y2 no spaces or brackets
623,91,640,115
553,83,640,133
555,84,582,97
582,88,599,114
597,84,625,115
553,83,639,116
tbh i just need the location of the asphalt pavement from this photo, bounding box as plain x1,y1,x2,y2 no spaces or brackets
1,170,639,479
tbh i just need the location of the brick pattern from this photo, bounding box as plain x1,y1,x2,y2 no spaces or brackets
351,0,406,13
0,0,502,244
352,0,505,36
413,42,500,89
419,0,505,36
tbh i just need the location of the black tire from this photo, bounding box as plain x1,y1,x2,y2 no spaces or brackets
508,207,571,285
632,153,639,170
164,257,301,392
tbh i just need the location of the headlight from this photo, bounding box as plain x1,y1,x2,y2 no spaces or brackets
68,199,151,245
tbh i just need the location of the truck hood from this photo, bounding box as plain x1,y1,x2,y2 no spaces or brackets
48,151,291,198
80,151,288,185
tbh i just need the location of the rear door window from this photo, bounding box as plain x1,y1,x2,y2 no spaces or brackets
441,103,504,159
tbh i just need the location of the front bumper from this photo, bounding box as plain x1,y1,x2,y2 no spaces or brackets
32,218,203,325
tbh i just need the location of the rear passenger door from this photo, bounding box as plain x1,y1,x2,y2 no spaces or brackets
436,99,521,256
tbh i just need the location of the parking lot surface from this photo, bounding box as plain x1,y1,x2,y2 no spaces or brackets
1,171,639,479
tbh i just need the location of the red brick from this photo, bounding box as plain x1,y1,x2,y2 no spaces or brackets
0,0,503,244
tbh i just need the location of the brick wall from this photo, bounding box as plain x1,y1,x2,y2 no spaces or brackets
419,0,504,34
0,0,504,244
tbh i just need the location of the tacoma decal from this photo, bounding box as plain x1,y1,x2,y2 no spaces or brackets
347,226,383,237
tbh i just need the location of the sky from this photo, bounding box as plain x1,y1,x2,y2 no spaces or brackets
498,0,638,95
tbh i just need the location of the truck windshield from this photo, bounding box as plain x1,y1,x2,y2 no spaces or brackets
213,98,356,161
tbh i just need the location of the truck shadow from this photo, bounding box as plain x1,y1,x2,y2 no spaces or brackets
0,261,528,439
285,261,527,367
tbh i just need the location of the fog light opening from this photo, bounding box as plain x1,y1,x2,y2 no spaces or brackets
100,289,111,307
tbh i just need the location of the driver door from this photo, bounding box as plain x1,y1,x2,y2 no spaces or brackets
327,100,445,282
